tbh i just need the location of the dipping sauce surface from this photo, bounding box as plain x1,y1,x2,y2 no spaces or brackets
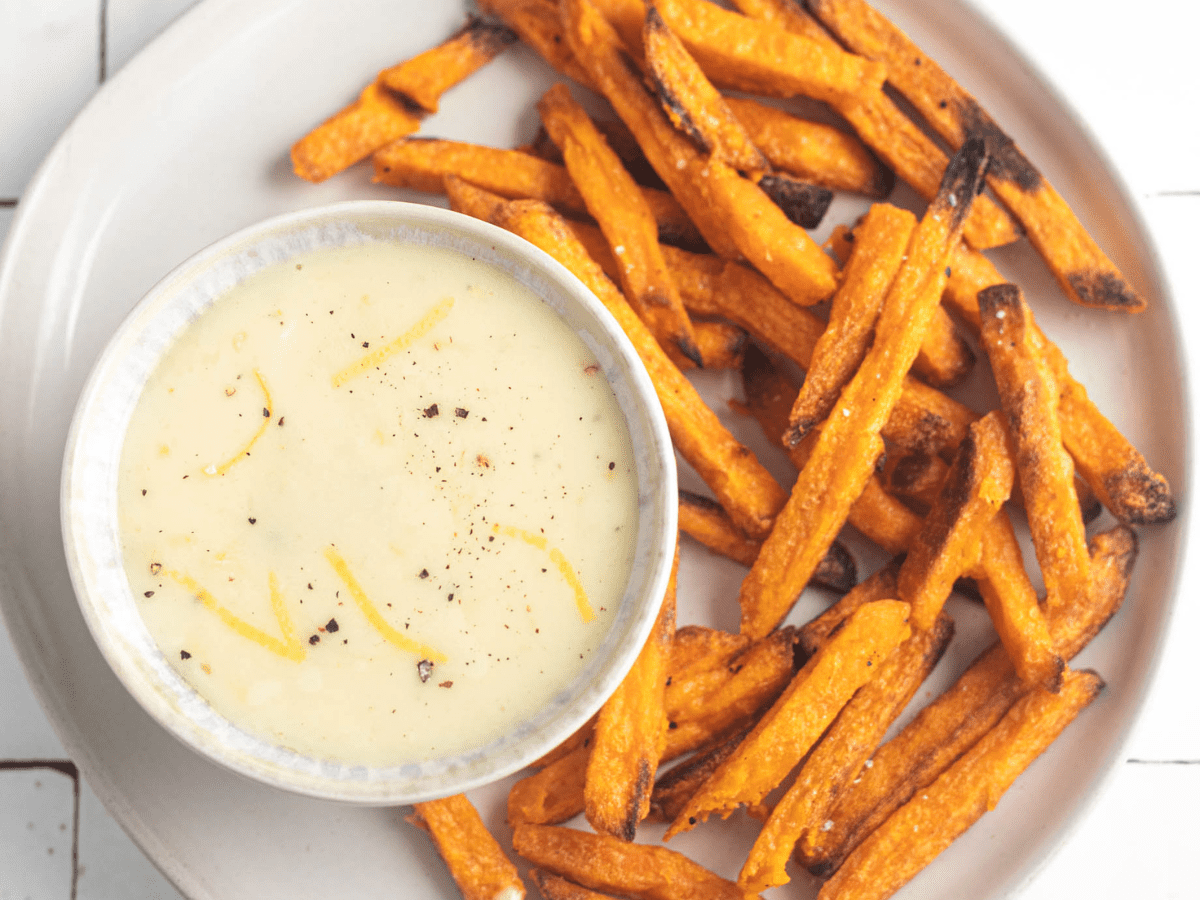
118,239,639,766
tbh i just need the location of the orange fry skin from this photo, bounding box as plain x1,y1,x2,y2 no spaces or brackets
291,82,420,183
809,0,1143,312
978,283,1091,614
737,139,990,638
378,16,517,113
815,669,1104,900
584,541,678,839
408,794,526,900
740,614,954,892
666,599,913,838
478,0,598,86
537,82,703,366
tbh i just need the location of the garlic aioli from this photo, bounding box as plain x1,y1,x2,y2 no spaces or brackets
118,240,639,767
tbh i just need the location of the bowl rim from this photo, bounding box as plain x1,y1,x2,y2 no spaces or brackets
59,199,678,804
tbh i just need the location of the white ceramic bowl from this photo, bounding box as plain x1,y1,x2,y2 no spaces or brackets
60,200,678,804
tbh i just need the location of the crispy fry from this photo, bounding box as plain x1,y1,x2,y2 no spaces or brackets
798,524,1136,876
896,410,1013,631
723,96,892,198
669,624,752,679
531,870,622,900
809,0,1143,312
538,83,703,365
795,557,902,658
408,794,526,900
585,541,678,839
478,0,597,86
973,509,1065,691
722,0,1018,251
740,614,954,892
512,824,758,900
666,599,912,837
375,137,702,248
563,0,840,304
451,183,787,537
944,242,1175,525
737,139,990,638
816,669,1104,900
785,203,915,446
879,451,947,513
642,3,768,174
291,82,420,183
647,725,750,823
509,746,591,827
978,283,1091,613
737,346,924,557
678,490,856,592
531,117,666,189
678,320,747,370
378,17,517,113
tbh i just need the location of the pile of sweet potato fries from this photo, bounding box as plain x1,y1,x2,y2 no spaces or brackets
290,1,1174,898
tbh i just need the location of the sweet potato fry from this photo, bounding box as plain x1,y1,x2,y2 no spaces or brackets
563,0,840,304
291,82,420,183
879,451,947,513
944,242,1175,525
721,0,1018,251
508,746,591,827
678,490,856,592
793,556,901,659
375,137,702,248
798,524,1136,876
737,139,990,638
378,17,517,113
642,3,768,174
646,727,749,824
740,614,954,892
680,321,747,370
972,509,1064,691
978,283,1091,614
538,83,703,366
785,203,915,446
736,347,924,557
896,410,1013,631
449,182,787,537
723,96,892,198
531,871,622,900
809,0,1143,312
478,0,597,86
666,599,912,837
816,668,1104,900
585,541,678,839
409,794,526,900
512,824,757,900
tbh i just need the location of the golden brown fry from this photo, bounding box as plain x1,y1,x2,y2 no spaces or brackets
512,824,757,900
722,0,1018,251
531,870,623,900
978,283,1091,613
409,794,526,900
973,509,1064,691
585,541,678,839
723,96,892,198
879,451,948,513
798,524,1136,876
740,614,954,892
816,669,1103,900
538,82,703,365
944,242,1175,525
897,410,1013,632
737,139,990,638
563,0,840,304
647,725,750,823
378,17,517,113
509,746,591,827
666,599,912,837
809,0,1143,312
784,203,915,446
477,192,788,537
668,624,751,680
291,82,420,183
669,320,746,370
642,3,768,174
794,557,901,659
375,137,702,248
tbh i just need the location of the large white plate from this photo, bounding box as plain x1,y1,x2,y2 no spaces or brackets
0,0,1187,897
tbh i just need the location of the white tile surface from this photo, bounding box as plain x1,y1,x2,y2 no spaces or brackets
0,0,99,199
0,0,1196,898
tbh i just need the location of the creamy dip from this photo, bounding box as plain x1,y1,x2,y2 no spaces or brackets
118,239,639,767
